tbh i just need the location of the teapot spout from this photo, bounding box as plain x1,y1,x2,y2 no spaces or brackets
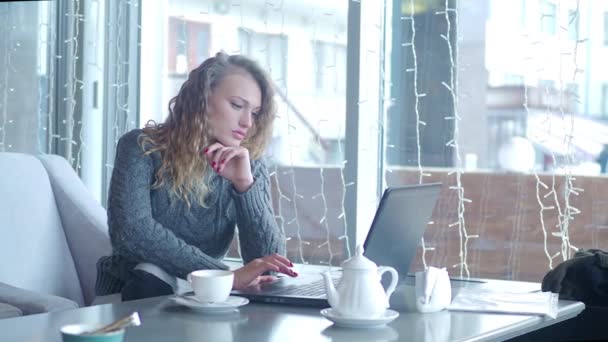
322,271,339,308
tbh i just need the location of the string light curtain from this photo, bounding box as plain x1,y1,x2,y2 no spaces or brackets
1,0,607,282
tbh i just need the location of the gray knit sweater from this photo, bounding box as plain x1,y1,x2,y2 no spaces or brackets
95,129,285,295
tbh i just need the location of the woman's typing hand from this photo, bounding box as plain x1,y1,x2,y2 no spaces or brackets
232,253,298,290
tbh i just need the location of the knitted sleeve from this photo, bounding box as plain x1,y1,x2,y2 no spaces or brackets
107,130,228,278
231,159,286,263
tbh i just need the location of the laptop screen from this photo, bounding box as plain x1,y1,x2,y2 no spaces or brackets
363,183,442,276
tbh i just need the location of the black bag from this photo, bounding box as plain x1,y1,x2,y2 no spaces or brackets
541,248,608,306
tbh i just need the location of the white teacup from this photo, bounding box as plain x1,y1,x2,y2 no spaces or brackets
187,270,234,303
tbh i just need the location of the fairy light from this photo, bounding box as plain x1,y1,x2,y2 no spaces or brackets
270,165,288,253
524,1,585,270
314,165,336,265
310,102,333,264
30,0,607,281
47,4,57,154
555,0,582,261
0,10,11,152
254,1,352,266
309,10,332,266
28,1,608,278
68,0,81,167
337,129,352,260
308,6,347,266
103,0,139,180
439,0,476,278
112,1,125,151
404,2,426,185
525,33,557,268
2,0,355,268
401,0,435,270
37,4,51,154
286,161,307,264
265,0,308,264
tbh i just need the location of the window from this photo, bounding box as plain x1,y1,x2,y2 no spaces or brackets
386,0,608,281
0,1,52,155
4,0,608,283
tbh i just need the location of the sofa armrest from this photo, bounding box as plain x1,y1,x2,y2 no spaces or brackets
37,154,111,306
0,282,78,315
0,303,23,319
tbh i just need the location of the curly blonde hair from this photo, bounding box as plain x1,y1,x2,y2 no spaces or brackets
139,52,276,207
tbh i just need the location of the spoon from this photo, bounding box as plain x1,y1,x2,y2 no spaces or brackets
82,312,141,335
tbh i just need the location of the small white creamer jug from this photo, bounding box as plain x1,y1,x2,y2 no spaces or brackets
322,245,398,319
414,266,451,313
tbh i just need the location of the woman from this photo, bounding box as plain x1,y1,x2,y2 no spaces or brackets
95,52,296,302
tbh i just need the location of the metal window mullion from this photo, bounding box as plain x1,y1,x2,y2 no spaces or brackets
345,0,385,254
344,0,361,255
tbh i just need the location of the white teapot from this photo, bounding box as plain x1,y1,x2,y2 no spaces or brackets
322,245,398,318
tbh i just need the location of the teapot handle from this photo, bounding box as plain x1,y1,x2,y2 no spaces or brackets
378,266,399,300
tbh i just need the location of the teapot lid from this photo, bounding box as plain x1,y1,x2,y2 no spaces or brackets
341,245,377,270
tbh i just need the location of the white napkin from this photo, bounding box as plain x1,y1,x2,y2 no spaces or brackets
415,267,452,313
448,288,559,319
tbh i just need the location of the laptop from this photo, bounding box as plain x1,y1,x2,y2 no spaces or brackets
230,183,444,307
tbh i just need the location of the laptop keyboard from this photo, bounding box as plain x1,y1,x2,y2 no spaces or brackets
271,275,341,297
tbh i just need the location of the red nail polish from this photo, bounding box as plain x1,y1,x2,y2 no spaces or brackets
203,148,209,154
220,159,225,164
211,161,216,167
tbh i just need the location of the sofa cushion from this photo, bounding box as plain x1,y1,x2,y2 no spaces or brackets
0,303,22,319
0,282,78,315
37,154,111,306
0,153,83,304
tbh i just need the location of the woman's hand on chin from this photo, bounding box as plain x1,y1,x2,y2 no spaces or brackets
232,253,298,290
203,142,254,192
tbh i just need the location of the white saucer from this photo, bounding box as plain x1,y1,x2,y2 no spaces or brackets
320,308,399,328
171,295,249,314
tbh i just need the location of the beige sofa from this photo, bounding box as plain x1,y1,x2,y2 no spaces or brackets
0,152,110,318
